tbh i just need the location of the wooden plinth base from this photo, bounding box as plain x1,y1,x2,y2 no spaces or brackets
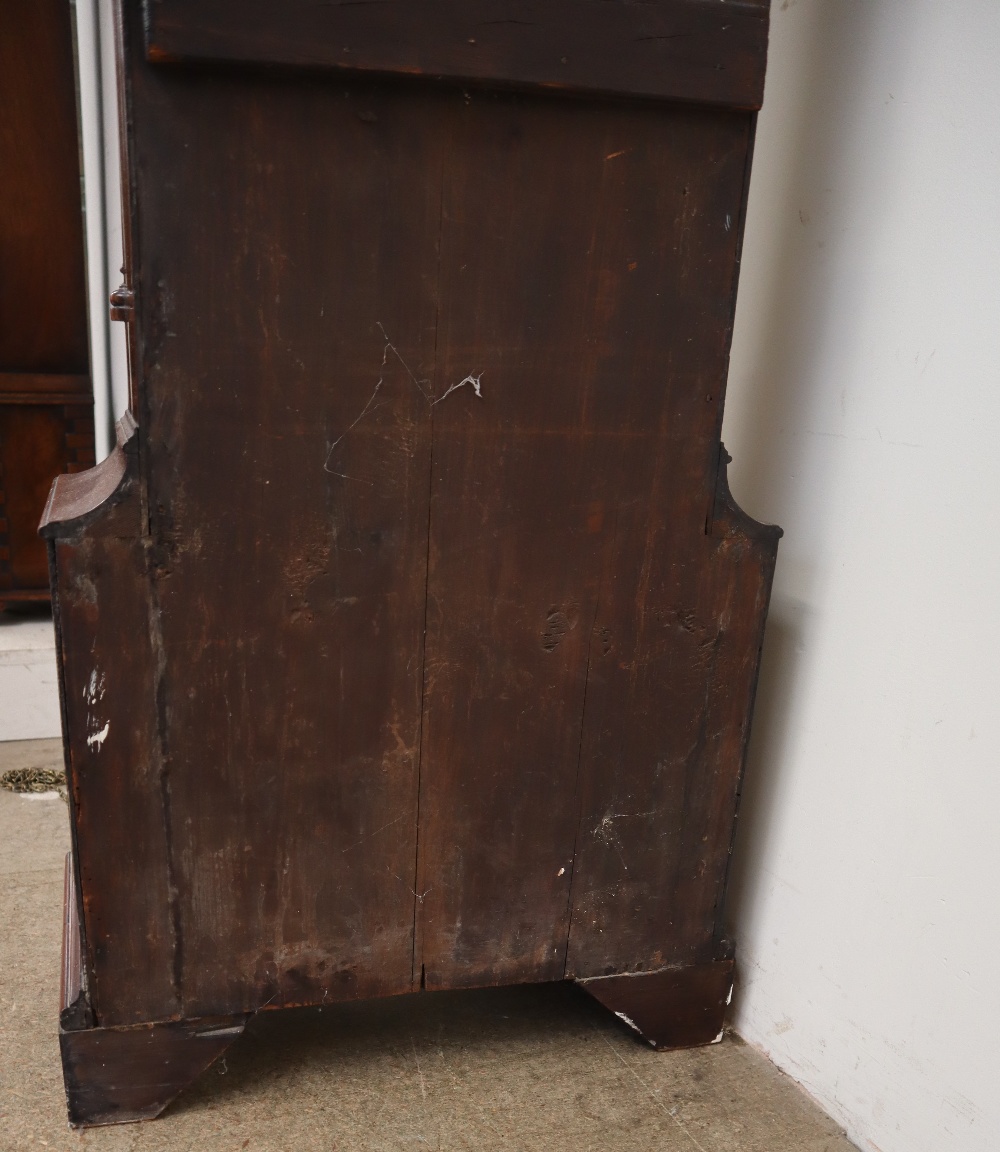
576,956,736,1049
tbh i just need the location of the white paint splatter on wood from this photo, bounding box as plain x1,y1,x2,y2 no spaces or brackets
86,721,110,751
614,1010,642,1034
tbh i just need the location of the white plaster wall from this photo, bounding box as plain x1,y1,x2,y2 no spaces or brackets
724,3,1000,1150
0,619,61,741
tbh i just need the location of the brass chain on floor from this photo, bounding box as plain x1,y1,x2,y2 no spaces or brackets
0,766,67,799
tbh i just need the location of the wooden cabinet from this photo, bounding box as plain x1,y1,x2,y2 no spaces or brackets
0,0,95,610
45,0,780,1126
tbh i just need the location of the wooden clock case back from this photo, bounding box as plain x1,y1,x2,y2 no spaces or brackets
42,0,780,1127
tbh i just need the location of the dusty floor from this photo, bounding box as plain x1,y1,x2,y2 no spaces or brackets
0,738,855,1152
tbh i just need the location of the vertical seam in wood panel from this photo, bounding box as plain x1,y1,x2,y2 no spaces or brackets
562,502,619,978
410,114,451,991
146,551,184,1008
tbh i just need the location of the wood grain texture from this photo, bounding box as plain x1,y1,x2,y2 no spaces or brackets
43,416,179,1027
414,93,762,991
564,447,780,978
145,0,770,110
124,16,446,1015
53,0,778,1105
60,1016,245,1127
578,954,735,1048
0,0,90,374
0,405,95,599
0,0,94,606
0,372,91,398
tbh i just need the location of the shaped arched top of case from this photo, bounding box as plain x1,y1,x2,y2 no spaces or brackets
710,443,782,546
39,412,139,541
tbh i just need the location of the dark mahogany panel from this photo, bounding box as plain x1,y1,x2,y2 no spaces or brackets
1,0,93,606
579,955,736,1049
145,0,770,111
565,453,779,978
1,403,95,592
124,34,448,1014
0,0,89,373
42,418,180,1027
61,1016,244,1127
415,92,762,990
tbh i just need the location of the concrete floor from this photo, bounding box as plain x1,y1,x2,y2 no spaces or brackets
0,738,856,1152
0,610,61,742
